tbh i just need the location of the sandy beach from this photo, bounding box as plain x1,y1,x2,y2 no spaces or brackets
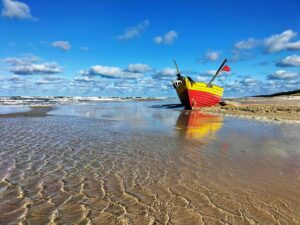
0,99,299,224
201,96,300,122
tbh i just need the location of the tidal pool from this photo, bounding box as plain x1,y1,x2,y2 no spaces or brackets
0,100,299,224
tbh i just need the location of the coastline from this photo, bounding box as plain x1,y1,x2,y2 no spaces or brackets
1,96,299,123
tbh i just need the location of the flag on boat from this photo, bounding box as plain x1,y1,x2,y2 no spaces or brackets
222,65,231,72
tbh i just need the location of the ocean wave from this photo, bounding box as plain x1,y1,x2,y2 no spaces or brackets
0,96,168,105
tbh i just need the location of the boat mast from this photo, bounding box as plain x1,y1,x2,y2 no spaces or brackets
208,58,227,87
174,60,183,80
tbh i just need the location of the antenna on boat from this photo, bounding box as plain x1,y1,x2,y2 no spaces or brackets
208,58,227,87
174,60,183,80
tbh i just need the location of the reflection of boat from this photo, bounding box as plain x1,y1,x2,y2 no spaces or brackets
172,59,230,109
176,111,223,140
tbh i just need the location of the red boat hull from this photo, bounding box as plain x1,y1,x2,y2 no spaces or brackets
178,89,221,109
175,78,224,109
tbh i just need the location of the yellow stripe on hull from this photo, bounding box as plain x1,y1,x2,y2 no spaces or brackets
177,78,224,97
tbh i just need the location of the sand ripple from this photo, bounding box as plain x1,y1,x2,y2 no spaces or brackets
0,116,299,224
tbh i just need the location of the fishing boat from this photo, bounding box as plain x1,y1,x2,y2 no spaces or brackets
172,59,230,109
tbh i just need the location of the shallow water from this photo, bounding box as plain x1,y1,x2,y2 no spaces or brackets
0,105,30,114
0,100,299,224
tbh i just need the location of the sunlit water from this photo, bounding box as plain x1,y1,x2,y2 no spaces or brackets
0,100,299,224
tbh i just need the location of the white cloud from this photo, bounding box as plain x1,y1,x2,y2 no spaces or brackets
35,80,51,85
234,38,257,50
74,76,96,83
8,75,23,82
4,56,63,75
276,55,300,67
196,69,229,82
161,83,168,90
42,76,64,81
230,49,253,62
222,76,264,95
12,63,62,75
205,70,217,75
35,76,65,85
81,65,144,79
117,20,150,41
1,0,34,19
268,70,300,80
223,72,300,97
160,68,176,76
127,63,151,73
154,30,178,45
205,50,221,61
52,41,72,51
286,79,300,85
152,67,176,79
242,78,260,85
114,81,137,89
265,78,300,94
195,76,209,82
4,54,40,63
264,29,300,53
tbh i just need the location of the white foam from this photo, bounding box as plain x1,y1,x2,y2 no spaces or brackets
0,96,168,106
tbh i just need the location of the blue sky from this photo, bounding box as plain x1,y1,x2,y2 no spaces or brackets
1,0,300,97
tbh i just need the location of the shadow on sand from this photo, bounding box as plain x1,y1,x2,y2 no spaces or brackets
150,104,184,109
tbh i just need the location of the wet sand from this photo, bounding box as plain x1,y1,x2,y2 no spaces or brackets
0,106,53,118
0,101,299,224
201,96,300,122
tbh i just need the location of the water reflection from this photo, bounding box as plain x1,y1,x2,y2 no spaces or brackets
50,102,225,140
50,101,182,135
176,110,223,140
0,105,30,114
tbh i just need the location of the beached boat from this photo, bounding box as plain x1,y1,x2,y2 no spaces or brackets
174,77,224,109
172,59,230,109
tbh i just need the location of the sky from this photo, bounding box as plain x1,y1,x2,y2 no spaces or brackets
1,0,300,97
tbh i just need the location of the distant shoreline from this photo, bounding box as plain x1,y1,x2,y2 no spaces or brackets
253,89,300,97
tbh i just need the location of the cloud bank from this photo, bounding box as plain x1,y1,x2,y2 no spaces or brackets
4,56,63,75
276,55,300,67
264,30,300,53
126,63,151,73
268,70,299,80
81,65,144,79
